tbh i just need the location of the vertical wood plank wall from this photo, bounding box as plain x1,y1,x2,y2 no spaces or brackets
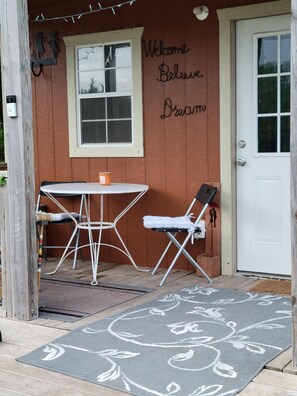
27,0,264,270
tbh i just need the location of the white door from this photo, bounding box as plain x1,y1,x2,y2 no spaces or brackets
236,15,291,275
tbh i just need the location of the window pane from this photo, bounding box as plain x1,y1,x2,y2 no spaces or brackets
258,36,277,74
281,34,291,72
81,121,106,143
258,117,277,152
78,71,104,94
281,115,290,152
107,97,131,119
108,120,132,143
105,68,132,92
81,98,105,120
281,75,290,113
78,46,103,71
104,43,131,68
258,77,277,113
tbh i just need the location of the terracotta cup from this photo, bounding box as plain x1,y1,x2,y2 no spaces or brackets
99,172,111,186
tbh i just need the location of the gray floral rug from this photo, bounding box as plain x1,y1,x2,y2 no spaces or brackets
17,286,292,396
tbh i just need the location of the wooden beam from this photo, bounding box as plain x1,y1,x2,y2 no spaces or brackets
0,0,38,320
292,0,297,369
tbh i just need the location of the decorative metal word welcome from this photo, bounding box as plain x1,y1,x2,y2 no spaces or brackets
143,39,190,57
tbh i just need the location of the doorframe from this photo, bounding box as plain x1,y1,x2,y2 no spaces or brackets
217,0,290,276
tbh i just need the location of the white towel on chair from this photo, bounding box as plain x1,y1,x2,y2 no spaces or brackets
143,215,206,239
143,215,195,229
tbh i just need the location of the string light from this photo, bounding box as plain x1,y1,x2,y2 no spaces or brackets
31,0,137,23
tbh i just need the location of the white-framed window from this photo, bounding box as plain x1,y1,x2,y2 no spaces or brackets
64,27,144,157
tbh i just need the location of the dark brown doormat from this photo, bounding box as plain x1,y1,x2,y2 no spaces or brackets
39,279,150,322
248,279,291,295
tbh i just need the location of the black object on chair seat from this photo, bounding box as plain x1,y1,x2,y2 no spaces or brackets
152,226,202,233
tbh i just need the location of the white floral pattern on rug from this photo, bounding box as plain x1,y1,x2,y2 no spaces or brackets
19,286,292,396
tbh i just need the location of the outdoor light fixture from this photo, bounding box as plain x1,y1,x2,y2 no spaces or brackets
193,5,209,20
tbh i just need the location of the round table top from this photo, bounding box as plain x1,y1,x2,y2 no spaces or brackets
40,182,149,195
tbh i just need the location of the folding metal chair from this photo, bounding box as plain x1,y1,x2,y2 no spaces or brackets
143,183,217,286
36,180,85,269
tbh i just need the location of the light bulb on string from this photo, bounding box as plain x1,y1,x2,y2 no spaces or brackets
31,0,138,23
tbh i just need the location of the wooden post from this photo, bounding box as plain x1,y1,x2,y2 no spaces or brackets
292,0,297,369
0,0,38,320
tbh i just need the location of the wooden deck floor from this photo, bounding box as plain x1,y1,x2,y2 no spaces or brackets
0,259,297,395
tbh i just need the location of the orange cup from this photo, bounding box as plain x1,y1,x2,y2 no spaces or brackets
99,172,111,186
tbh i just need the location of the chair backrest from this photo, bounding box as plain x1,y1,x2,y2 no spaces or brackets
36,181,86,210
195,183,217,205
39,181,86,198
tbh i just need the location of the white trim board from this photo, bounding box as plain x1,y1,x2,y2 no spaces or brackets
217,0,291,275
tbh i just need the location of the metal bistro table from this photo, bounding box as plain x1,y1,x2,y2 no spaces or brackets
40,182,149,285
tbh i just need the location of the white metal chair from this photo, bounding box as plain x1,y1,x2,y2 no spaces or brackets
143,183,217,286
36,180,85,269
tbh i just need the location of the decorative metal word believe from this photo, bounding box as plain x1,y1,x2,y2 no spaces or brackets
157,62,203,82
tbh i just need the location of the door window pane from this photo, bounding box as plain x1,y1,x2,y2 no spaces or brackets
281,34,291,72
281,115,290,152
258,77,277,113
281,75,290,113
258,117,277,152
258,36,277,74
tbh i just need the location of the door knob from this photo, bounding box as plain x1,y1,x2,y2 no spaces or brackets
237,157,247,166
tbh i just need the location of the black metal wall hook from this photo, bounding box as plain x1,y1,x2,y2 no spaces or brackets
30,31,59,77
31,54,57,76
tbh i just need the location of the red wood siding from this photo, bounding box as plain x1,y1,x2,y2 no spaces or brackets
28,0,271,270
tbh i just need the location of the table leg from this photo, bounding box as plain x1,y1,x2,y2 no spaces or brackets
85,194,102,285
113,190,149,273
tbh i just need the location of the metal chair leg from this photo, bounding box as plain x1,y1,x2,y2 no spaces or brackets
158,232,212,287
